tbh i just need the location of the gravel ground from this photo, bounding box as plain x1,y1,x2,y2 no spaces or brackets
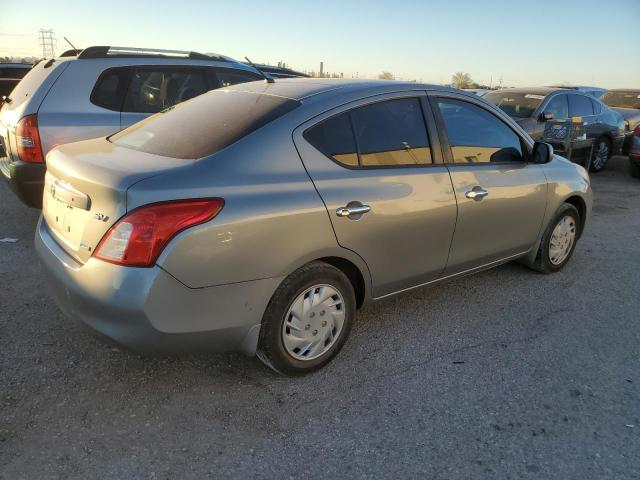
1,156,639,480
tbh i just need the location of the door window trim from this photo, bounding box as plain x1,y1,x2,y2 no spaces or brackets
427,91,533,165
302,92,444,170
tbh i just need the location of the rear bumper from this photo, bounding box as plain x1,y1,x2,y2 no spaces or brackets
35,217,280,355
0,158,45,208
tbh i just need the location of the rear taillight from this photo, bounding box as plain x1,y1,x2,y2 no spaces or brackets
94,199,224,267
16,114,44,163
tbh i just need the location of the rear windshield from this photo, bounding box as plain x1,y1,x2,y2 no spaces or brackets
601,91,640,109
5,61,57,109
110,90,301,159
483,91,545,118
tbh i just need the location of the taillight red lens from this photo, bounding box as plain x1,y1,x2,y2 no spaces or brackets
94,199,224,267
16,114,44,163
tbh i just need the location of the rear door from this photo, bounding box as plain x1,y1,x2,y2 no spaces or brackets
294,93,458,298
430,93,547,274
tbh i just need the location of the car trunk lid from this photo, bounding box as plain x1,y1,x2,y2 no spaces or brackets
43,137,193,263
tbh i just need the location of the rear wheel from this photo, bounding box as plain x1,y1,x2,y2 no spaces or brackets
530,203,580,274
257,262,355,375
590,137,610,172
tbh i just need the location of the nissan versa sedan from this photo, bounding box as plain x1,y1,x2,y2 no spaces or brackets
35,80,592,375
484,87,625,171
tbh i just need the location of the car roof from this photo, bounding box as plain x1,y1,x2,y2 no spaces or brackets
223,78,458,101
486,87,560,96
54,46,256,73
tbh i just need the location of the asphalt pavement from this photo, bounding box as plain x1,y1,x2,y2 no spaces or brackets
1,156,638,479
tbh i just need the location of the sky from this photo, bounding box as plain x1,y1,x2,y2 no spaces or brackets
2,0,639,88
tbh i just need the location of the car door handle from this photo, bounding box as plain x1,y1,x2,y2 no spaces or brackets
336,204,371,217
465,187,489,201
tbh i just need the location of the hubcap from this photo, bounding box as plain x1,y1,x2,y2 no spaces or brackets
282,284,345,361
549,215,576,265
592,141,609,169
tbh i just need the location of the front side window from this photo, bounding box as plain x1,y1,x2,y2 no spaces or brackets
305,98,431,168
123,68,208,114
436,98,524,164
544,94,569,120
568,94,594,117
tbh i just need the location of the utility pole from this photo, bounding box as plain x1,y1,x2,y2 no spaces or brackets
38,29,56,58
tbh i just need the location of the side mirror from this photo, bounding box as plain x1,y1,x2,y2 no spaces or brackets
532,141,553,164
539,111,553,122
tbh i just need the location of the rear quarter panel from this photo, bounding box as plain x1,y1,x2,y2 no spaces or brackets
37,61,121,155
127,119,372,294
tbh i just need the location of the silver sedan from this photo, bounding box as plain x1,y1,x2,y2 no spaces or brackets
35,79,592,374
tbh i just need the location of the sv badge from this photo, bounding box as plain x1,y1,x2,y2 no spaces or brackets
93,212,109,222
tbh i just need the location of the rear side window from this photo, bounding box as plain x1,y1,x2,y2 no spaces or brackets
214,69,261,88
569,94,594,117
305,98,432,168
123,68,208,114
110,90,300,159
304,113,358,166
91,68,129,111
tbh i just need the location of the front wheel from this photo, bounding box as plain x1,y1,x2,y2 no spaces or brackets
257,262,355,375
590,137,610,172
530,203,581,274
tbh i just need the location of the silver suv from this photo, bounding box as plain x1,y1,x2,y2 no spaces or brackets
0,46,262,207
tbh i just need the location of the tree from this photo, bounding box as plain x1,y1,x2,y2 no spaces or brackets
451,72,473,89
378,71,394,80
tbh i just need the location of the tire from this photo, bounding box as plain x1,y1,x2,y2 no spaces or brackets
630,158,640,178
590,137,611,172
530,203,581,274
257,261,356,375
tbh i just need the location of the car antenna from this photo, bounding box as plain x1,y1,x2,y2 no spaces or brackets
245,57,275,84
64,36,78,50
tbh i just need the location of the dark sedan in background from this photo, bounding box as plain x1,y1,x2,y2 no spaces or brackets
484,87,625,171
601,89,640,155
0,63,32,107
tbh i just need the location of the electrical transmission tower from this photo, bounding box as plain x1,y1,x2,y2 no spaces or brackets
38,29,56,58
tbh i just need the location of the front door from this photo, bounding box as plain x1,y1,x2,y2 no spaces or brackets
431,94,548,274
294,94,458,298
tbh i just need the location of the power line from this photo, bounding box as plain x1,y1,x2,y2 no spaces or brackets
38,29,56,58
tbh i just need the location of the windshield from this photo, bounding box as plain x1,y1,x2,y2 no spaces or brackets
483,92,545,118
111,89,301,159
601,91,640,109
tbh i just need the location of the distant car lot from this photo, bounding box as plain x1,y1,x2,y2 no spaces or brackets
0,155,638,478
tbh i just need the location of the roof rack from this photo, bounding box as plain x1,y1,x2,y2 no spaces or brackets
76,46,228,62
60,49,83,57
